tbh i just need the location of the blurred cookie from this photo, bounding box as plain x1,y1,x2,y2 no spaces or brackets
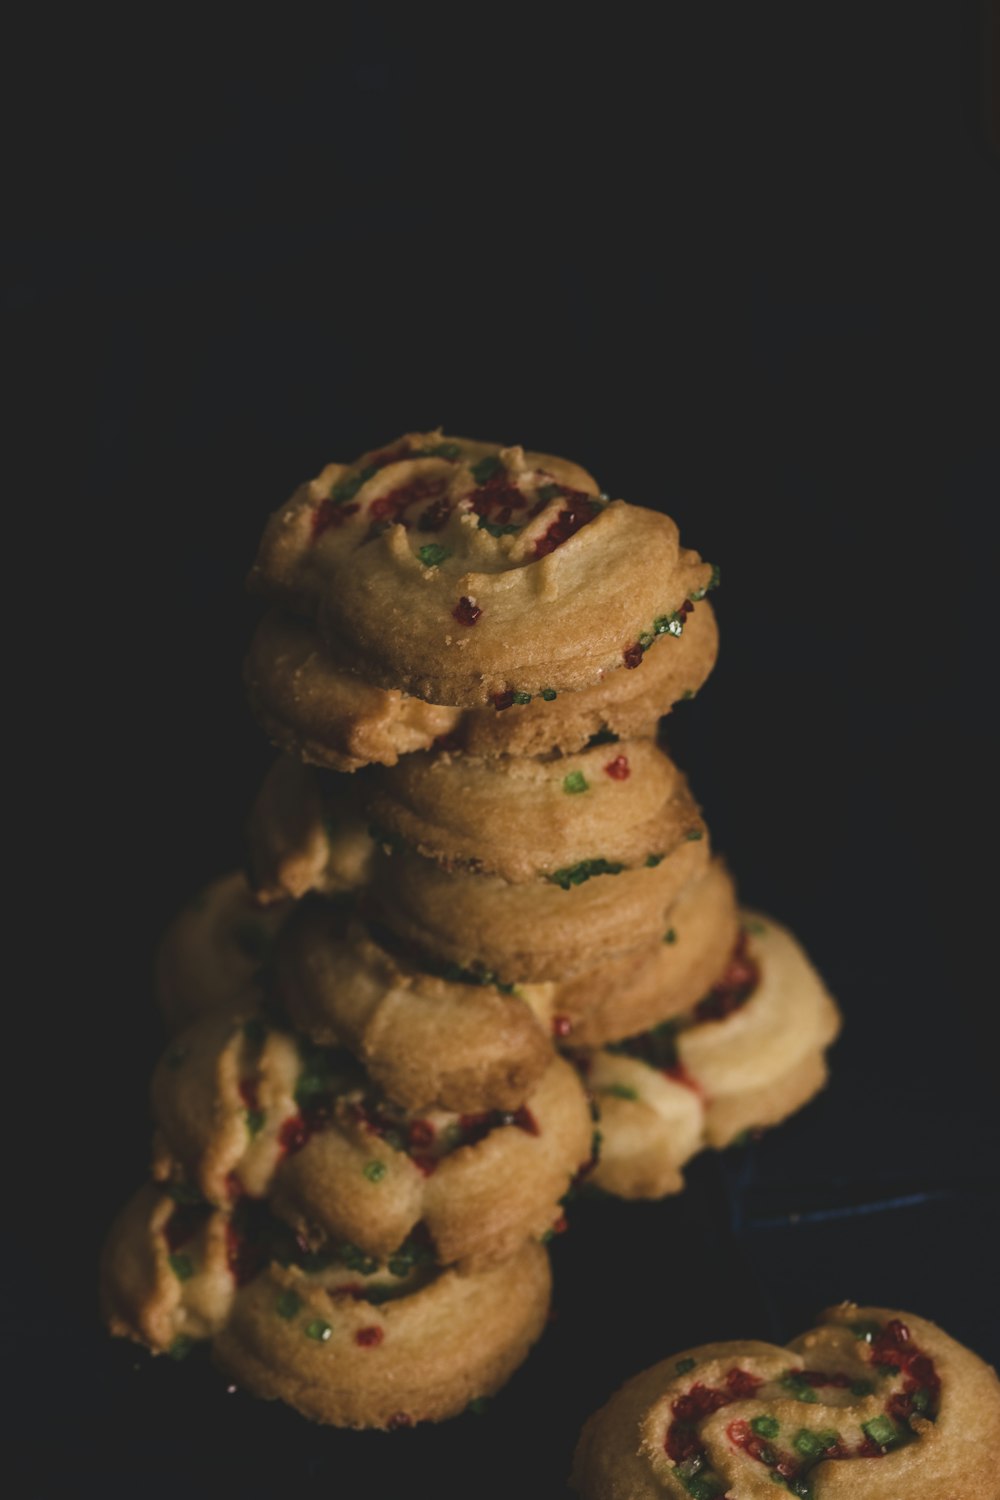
571,1304,1000,1498
582,916,841,1198
246,753,373,904
365,740,700,883
274,897,555,1113
248,433,714,706
151,1010,592,1269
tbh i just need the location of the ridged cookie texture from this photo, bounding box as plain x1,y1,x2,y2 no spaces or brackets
571,1304,1000,1498
579,916,841,1199
248,432,714,706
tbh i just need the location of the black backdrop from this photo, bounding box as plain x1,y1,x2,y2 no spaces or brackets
9,5,1000,1496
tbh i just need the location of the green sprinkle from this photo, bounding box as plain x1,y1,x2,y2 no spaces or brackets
911,1388,931,1413
663,928,677,944
512,690,532,705
364,1160,387,1183
742,918,767,936
540,688,557,701
752,1416,780,1439
169,1253,194,1282
685,829,704,841
654,613,684,637
793,1429,840,1457
681,689,696,700
168,1335,195,1360
780,1373,819,1403
276,1289,302,1319
548,858,626,889
428,442,461,459
340,1244,380,1275
850,1379,874,1396
603,1082,639,1101
242,1018,267,1046
684,1477,725,1500
332,466,378,504
246,1109,266,1138
646,853,665,867
477,516,521,537
638,631,654,649
691,563,720,600
467,1396,490,1415
862,1414,897,1447
471,454,503,485
675,1357,696,1374
536,483,563,503
788,1480,812,1499
769,1477,786,1489
417,543,451,567
305,1319,332,1342
563,771,588,794
166,1046,187,1070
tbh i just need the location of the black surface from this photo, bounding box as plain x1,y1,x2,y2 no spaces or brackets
10,6,1000,1495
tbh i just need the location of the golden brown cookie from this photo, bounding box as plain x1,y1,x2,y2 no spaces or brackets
151,1010,592,1269
245,600,717,771
214,1239,552,1429
571,1304,1000,1498
246,753,374,904
550,860,739,1048
248,432,714,706
274,897,556,1112
154,872,287,1031
371,826,710,983
581,916,841,1199
364,739,699,884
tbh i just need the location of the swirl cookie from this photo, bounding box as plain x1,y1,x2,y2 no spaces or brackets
154,872,288,1031
150,1010,592,1269
214,1239,552,1429
101,1185,552,1428
274,897,555,1112
581,918,840,1199
246,600,717,771
246,753,374,904
551,860,739,1048
571,1304,1000,1498
371,824,710,983
366,740,701,884
248,432,715,706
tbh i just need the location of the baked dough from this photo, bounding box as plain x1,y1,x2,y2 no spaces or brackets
154,871,288,1031
101,1184,552,1429
583,916,841,1198
274,897,555,1112
371,826,710,983
248,433,714,706
150,1009,592,1269
365,739,699,884
571,1304,1000,1498
245,599,717,771
246,753,373,904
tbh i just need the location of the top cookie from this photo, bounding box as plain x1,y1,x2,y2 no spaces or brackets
249,432,715,708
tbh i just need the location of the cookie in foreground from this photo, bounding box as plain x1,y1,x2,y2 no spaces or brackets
571,1303,1000,1498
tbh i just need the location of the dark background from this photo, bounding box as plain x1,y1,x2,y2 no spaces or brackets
9,4,999,1495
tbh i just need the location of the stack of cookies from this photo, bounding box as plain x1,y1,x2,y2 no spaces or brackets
101,433,840,1428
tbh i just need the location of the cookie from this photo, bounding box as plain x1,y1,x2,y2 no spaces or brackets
246,753,374,904
151,1010,593,1269
366,739,702,884
154,872,287,1031
370,825,710,983
214,1239,552,1429
274,897,556,1113
571,1304,1000,1498
582,916,841,1198
248,433,715,706
102,1184,552,1429
245,599,717,772
550,860,739,1048
245,609,462,773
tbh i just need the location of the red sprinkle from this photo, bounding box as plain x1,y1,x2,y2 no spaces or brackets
224,1171,244,1202
552,1213,568,1235
623,643,644,669
453,596,481,626
417,496,452,531
604,754,630,780
355,1326,384,1348
408,1119,436,1150
553,1014,573,1039
492,690,515,711
512,1105,540,1136
278,1112,313,1156
238,1079,260,1112
533,492,599,558
311,498,359,541
225,1222,265,1287
387,1411,413,1430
